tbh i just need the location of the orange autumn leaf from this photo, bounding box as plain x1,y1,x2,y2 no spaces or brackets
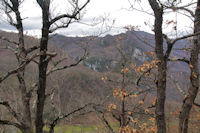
107,103,117,111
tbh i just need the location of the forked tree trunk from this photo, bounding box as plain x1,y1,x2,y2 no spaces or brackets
179,1,200,133
11,0,33,132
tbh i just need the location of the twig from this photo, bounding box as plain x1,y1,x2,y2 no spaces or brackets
49,103,93,133
0,101,22,124
194,102,200,108
49,0,90,25
0,51,57,83
168,57,189,64
0,120,22,130
46,49,88,76
0,35,18,45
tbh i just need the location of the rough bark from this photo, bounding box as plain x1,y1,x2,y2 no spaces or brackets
6,1,34,133
15,11,33,133
35,0,90,132
179,1,200,133
121,69,126,132
1,0,89,133
148,0,166,133
35,1,50,133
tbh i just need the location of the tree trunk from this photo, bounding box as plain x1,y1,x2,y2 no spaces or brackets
148,1,166,133
121,71,126,130
35,2,50,133
156,61,167,133
12,1,33,133
179,1,200,132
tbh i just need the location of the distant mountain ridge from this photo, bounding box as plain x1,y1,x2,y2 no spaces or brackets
49,30,190,72
0,29,192,105
49,30,193,102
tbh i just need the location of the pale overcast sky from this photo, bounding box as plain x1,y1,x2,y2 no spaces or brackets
0,0,194,37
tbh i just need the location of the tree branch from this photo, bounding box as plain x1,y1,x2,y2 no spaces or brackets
194,102,200,108
0,120,22,130
163,34,173,59
46,49,88,76
0,35,18,45
168,57,189,64
127,87,153,97
49,0,90,25
95,111,114,133
0,51,57,83
26,45,40,54
171,31,200,45
0,101,22,124
49,103,93,133
49,19,74,33
26,82,38,100
51,57,68,67
164,2,196,17
0,68,18,83
164,31,200,59
169,74,187,96
0,46,16,52
136,68,152,86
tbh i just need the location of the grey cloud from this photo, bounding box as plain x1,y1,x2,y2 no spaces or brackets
0,21,16,31
23,16,42,30
0,15,119,37
0,16,42,31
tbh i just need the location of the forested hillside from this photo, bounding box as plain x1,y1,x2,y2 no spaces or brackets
0,0,200,133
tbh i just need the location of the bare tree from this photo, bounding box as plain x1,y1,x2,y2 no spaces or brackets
147,1,167,132
147,0,199,132
0,0,90,133
0,0,34,133
35,1,89,132
179,1,200,132
150,0,200,132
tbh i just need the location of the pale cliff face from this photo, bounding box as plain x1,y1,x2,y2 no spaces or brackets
133,48,146,62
